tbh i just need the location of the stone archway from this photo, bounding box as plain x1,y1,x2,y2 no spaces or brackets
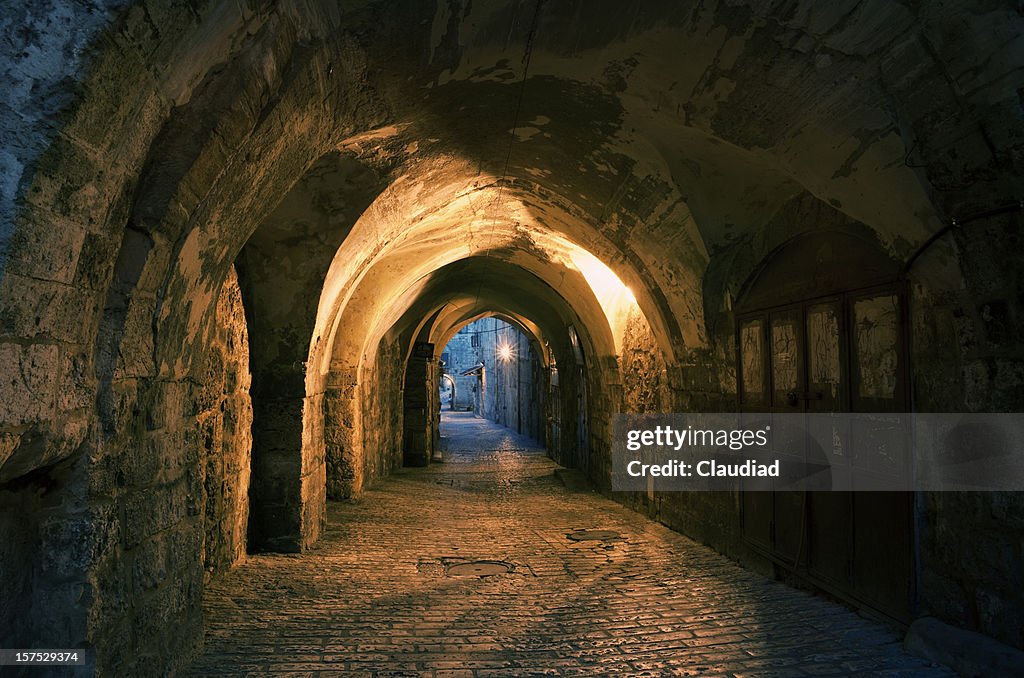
1,2,1022,673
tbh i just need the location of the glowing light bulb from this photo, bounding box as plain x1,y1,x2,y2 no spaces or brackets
498,342,513,361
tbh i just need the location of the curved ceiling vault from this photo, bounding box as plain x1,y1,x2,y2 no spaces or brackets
127,0,965,384
5,0,1012,488
308,159,669,388
387,258,602,369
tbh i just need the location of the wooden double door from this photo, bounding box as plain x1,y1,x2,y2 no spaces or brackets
738,288,914,623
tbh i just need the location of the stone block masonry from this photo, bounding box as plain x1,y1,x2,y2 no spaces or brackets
1,0,1022,672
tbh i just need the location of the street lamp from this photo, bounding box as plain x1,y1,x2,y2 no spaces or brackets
497,341,513,362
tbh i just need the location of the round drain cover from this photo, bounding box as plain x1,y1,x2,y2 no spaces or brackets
447,561,512,576
567,529,623,541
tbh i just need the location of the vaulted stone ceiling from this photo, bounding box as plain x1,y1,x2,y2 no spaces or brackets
6,0,1019,391
1,2,1022,672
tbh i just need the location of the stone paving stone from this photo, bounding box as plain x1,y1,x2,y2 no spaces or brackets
184,414,954,677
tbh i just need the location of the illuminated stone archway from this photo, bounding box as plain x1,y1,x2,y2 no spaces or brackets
2,1,1022,672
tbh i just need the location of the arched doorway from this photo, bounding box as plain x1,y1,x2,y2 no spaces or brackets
440,374,456,411
736,230,914,623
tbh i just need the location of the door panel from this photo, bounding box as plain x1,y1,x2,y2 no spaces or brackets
852,294,903,409
804,301,853,586
768,310,804,563
738,289,912,623
806,303,842,410
740,318,767,407
854,491,912,619
740,317,772,550
850,294,911,620
808,491,852,586
770,310,802,410
742,492,773,552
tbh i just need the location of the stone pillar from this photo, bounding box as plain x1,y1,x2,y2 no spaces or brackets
247,362,324,552
248,393,304,552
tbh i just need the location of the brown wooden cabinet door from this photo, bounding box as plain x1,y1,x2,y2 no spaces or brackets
739,317,773,551
850,293,911,620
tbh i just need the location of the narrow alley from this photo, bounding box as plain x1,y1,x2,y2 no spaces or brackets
3,3,1023,675
186,414,949,677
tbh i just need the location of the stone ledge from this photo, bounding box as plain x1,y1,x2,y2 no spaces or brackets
905,616,1024,678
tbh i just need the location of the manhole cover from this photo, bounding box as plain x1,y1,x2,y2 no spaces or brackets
447,561,513,577
567,529,623,542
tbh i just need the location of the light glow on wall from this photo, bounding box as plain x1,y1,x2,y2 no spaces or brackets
567,247,638,342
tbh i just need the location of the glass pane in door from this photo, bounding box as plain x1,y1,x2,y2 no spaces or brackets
853,295,900,401
807,303,841,409
740,319,765,406
770,311,801,409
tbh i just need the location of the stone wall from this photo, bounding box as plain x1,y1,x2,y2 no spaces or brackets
360,337,406,485
198,269,252,575
443,328,481,413
86,266,253,670
324,377,358,501
609,198,1024,648
321,337,406,501
0,454,90,665
911,209,1024,649
544,326,591,476
480,320,544,442
400,342,436,467
620,308,671,414
613,303,756,563
24,266,254,675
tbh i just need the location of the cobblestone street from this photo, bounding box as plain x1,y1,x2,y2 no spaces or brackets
185,414,952,677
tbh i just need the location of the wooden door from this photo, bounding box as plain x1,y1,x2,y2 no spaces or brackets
738,290,912,623
739,317,772,552
849,292,912,620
